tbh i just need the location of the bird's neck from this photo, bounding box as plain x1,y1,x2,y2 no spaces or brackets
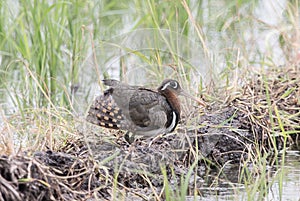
160,90,181,114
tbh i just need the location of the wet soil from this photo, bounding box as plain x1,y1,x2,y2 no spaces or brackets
0,67,299,200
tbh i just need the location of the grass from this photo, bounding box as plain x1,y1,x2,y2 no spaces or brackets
0,0,300,200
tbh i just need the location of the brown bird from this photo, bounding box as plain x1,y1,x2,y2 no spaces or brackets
87,79,205,139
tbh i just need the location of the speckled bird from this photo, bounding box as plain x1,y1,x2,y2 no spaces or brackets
87,79,205,139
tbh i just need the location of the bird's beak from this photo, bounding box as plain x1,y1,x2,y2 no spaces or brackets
180,90,207,107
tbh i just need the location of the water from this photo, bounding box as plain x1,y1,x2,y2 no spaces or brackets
196,147,300,201
268,149,300,201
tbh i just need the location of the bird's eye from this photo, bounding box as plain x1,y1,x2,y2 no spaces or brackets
169,81,178,89
160,80,180,91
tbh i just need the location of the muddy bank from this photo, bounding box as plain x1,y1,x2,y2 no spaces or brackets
0,67,299,200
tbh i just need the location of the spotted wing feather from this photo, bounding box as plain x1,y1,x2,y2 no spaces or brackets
87,89,125,129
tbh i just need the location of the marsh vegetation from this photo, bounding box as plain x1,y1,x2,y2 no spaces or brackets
0,0,300,200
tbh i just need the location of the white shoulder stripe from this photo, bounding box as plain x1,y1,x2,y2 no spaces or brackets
166,111,177,132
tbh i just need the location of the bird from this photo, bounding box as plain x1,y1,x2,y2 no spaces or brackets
86,79,205,140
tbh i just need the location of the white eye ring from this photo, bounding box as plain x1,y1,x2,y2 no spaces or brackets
161,81,178,90
171,81,178,89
